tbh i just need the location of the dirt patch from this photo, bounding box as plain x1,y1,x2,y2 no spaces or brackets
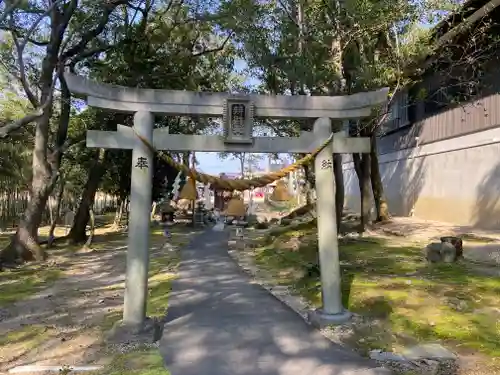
371,217,500,242
368,217,500,271
0,226,196,374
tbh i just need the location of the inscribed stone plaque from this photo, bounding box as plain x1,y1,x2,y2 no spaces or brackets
223,98,254,144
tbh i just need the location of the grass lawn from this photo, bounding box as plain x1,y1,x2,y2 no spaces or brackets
1,230,62,305
251,221,500,363
0,216,192,306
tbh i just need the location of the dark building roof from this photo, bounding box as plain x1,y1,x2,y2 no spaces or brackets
431,0,483,40
406,0,500,78
430,0,500,48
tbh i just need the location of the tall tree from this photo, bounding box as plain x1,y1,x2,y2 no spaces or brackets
0,0,143,263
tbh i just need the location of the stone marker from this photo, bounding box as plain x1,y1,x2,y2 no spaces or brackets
440,236,463,258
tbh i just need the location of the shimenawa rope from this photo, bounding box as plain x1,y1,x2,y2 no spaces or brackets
133,130,334,191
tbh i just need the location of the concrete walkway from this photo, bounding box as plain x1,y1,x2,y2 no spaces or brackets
159,230,391,375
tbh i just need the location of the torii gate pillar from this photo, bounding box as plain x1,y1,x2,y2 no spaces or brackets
123,111,154,327
308,118,351,326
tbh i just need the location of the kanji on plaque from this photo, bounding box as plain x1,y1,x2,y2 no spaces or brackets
135,156,149,169
321,159,333,170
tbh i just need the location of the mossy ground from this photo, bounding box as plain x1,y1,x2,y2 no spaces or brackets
1,229,65,306
97,347,169,375
95,270,175,375
1,222,195,374
0,324,53,348
251,221,500,363
0,266,61,306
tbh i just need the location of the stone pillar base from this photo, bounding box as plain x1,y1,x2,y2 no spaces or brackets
307,308,352,328
106,317,164,344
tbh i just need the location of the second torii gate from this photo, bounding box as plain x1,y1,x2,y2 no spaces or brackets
64,72,388,331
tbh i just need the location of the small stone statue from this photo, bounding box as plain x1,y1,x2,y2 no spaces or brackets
440,236,463,258
424,241,459,263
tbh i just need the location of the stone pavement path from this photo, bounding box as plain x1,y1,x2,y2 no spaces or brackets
159,230,391,375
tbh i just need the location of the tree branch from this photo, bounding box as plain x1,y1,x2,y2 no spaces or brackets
68,43,114,71
50,69,71,166
9,19,39,107
60,0,128,61
20,0,66,50
0,27,49,45
0,68,58,139
0,101,51,138
192,33,232,57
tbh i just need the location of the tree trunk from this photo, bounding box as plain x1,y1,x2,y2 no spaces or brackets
1,178,53,264
359,154,372,233
124,198,130,227
302,163,315,205
47,181,65,248
333,154,344,234
1,111,56,263
83,208,95,248
68,149,107,243
353,153,372,234
240,156,245,178
113,199,125,228
332,121,345,234
370,134,390,222
0,0,82,265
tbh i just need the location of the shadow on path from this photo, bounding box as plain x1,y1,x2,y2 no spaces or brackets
160,230,390,375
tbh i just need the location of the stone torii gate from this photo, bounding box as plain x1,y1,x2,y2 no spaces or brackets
64,72,388,331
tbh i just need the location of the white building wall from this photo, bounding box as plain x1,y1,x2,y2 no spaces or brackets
343,127,500,229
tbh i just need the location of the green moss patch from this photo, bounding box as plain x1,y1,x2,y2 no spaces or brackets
0,324,51,347
251,228,500,359
0,267,61,306
97,347,169,375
